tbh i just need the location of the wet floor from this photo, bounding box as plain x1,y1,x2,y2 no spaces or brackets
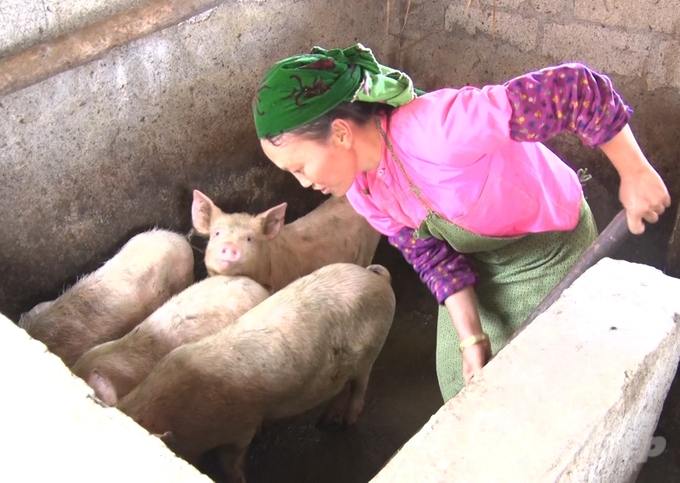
199,238,446,483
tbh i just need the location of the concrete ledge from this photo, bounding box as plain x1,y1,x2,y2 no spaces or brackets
1,313,211,482
371,258,680,482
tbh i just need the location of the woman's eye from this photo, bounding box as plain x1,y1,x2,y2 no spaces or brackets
293,168,303,174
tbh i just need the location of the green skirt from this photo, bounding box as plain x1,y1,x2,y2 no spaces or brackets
417,198,598,402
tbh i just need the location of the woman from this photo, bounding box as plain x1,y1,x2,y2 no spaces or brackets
252,43,670,402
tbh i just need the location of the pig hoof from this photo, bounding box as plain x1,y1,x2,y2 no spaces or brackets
315,414,345,432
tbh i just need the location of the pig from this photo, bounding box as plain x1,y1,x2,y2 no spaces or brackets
18,229,194,368
72,275,269,406
116,263,396,483
191,190,382,293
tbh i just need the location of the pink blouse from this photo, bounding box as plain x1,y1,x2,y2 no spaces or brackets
346,64,630,239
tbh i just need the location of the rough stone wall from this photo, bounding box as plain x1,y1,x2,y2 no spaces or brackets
0,0,390,320
387,0,680,271
0,0,149,56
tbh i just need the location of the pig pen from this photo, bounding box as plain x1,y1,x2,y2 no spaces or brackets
2,1,680,482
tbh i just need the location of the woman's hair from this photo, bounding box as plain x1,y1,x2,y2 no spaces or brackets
266,101,394,146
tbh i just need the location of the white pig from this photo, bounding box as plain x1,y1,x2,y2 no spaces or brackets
72,275,269,406
191,191,381,292
18,229,194,367
116,263,396,483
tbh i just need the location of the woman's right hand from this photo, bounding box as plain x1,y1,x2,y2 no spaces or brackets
444,286,490,385
462,339,492,385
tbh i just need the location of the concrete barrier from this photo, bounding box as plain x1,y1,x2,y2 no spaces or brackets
5,257,679,482
1,312,211,483
371,258,680,483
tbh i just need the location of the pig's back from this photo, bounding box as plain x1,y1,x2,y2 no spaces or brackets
72,275,269,401
140,275,269,344
117,264,395,454
102,229,193,288
267,197,381,290
19,229,194,367
195,263,395,414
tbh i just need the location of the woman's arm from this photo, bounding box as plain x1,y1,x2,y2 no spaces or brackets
387,227,477,303
444,286,491,384
389,227,490,383
503,63,670,233
504,62,631,146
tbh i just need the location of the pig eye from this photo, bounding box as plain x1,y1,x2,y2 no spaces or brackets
246,235,253,242
214,230,221,237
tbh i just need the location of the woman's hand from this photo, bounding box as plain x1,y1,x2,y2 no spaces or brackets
619,166,670,234
599,125,671,235
461,339,492,385
444,286,492,385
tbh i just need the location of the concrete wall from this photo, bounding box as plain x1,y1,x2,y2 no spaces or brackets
3,0,678,315
0,0,389,320
1,312,213,482
3,2,680,481
388,0,680,272
0,0,148,55
371,258,680,483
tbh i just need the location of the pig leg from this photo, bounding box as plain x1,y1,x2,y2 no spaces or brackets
215,438,253,483
318,371,371,431
344,371,371,426
316,382,351,432
158,434,202,471
356,232,381,267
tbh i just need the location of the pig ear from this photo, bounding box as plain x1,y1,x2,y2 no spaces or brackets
192,190,217,236
88,370,118,407
157,431,176,445
257,202,287,239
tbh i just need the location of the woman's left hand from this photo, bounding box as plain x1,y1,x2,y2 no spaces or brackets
619,165,671,235
599,125,671,235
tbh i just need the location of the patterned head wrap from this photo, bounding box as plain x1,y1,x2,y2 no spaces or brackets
253,43,420,139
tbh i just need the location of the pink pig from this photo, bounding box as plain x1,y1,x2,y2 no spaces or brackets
191,191,381,292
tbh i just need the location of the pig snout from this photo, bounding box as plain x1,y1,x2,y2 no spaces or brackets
216,243,241,263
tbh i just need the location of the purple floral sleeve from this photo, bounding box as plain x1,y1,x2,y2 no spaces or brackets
388,227,477,304
504,63,632,147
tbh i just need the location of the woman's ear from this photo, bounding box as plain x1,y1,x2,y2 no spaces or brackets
330,118,353,149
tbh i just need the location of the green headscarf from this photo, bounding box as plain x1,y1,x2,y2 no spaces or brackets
253,43,421,139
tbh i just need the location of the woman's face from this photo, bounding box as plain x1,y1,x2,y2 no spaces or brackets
260,121,361,197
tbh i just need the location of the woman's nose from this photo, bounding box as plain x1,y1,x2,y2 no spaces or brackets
295,173,312,188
